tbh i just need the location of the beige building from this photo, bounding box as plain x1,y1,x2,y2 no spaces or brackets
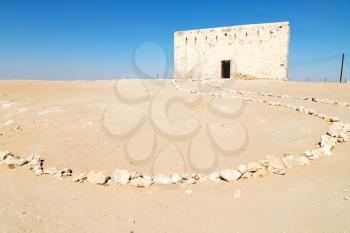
174,22,290,81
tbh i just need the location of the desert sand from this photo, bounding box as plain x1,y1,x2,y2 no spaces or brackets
1,79,350,233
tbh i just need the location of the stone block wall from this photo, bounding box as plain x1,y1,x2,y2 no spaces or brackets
174,22,290,81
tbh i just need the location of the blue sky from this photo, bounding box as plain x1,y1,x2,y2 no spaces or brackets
0,0,349,81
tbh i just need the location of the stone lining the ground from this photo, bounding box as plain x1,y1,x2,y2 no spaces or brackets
1,80,350,188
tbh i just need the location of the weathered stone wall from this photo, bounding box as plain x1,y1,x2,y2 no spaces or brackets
174,22,290,81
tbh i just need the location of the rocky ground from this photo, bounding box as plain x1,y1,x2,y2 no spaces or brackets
1,79,350,233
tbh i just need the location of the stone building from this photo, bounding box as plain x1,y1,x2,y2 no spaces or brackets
174,22,290,81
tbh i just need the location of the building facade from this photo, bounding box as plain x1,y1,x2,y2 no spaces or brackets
174,22,290,81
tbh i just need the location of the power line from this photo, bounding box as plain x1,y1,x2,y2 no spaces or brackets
290,54,343,65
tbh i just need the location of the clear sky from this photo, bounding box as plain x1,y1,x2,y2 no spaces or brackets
0,0,350,81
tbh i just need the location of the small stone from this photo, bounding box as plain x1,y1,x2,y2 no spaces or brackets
254,167,268,177
241,172,252,179
185,177,196,184
259,159,270,167
309,149,322,159
72,172,87,182
328,129,338,137
338,132,349,142
320,135,337,148
180,173,192,180
130,175,153,188
237,164,247,174
28,156,43,170
247,162,261,172
344,123,350,132
43,167,59,175
113,169,131,185
53,172,63,180
4,156,28,167
0,151,12,161
281,155,294,168
330,116,339,122
87,170,110,185
34,169,43,176
197,175,208,183
208,171,221,182
266,156,286,175
294,156,310,166
130,171,142,179
344,195,350,200
62,168,72,176
171,173,182,184
322,145,332,156
33,164,42,171
220,169,241,182
26,155,36,162
154,175,171,185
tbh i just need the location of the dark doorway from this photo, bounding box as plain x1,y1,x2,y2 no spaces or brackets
221,60,230,78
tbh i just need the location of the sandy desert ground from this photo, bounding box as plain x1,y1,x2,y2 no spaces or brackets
1,79,350,233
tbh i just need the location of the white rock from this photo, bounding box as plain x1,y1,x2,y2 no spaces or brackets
197,175,208,183
130,176,153,188
330,116,339,122
185,177,196,184
28,156,42,168
247,162,261,172
0,151,12,161
5,156,27,167
220,169,242,182
26,155,36,162
208,171,221,182
53,172,63,180
265,156,286,175
294,156,310,166
241,171,252,179
34,169,43,176
281,155,294,168
87,170,109,185
171,173,182,184
321,145,332,156
194,173,205,180
237,164,247,174
72,172,87,182
327,123,344,137
112,169,131,185
180,173,192,180
43,167,59,175
154,174,171,185
130,171,142,179
310,149,322,159
344,123,350,132
320,135,337,147
33,164,42,171
338,132,349,142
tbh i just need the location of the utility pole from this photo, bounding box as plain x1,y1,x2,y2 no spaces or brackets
340,53,345,83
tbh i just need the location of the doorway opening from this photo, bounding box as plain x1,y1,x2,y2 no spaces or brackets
221,60,230,78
